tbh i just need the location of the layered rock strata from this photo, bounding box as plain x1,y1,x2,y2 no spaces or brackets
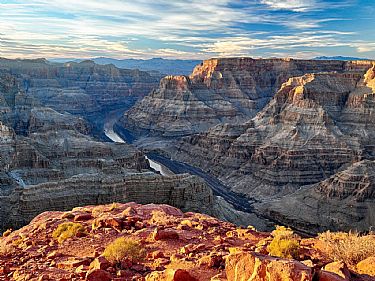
122,58,372,137
260,160,375,233
174,61,375,232
1,173,212,230
0,58,162,116
0,73,214,231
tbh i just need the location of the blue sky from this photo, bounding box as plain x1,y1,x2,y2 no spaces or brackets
0,0,374,59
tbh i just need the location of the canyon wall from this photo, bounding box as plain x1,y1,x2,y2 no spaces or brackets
0,71,213,231
0,58,162,116
1,173,212,230
122,58,370,137
173,61,375,232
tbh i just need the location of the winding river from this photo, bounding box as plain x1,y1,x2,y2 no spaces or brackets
104,114,172,176
103,114,253,213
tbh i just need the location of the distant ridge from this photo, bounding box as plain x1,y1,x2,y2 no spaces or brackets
49,57,202,75
313,55,372,61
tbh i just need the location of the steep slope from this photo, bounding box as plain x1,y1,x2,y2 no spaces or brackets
174,61,375,231
121,58,370,137
260,160,375,233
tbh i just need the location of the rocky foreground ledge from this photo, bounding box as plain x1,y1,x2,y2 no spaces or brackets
0,203,374,281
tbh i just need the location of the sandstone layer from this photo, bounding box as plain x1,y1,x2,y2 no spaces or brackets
122,58,371,137
173,60,375,232
1,203,374,281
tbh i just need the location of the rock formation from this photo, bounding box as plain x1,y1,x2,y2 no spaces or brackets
0,72,213,232
0,58,162,116
122,58,370,137
0,203,374,280
259,160,375,233
172,60,375,232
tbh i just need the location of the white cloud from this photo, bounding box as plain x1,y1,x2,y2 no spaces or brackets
260,0,317,12
0,0,370,59
355,43,375,53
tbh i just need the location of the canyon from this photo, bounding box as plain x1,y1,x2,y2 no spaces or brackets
120,58,375,233
1,56,375,280
2,56,375,236
0,60,213,232
122,58,367,137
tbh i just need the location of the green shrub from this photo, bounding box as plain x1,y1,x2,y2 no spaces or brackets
103,237,145,264
52,222,85,243
267,226,300,259
318,231,375,266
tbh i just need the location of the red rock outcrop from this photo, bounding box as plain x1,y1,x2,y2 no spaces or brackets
1,203,374,281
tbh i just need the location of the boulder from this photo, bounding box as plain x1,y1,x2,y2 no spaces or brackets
90,256,111,270
86,269,113,281
356,257,375,276
318,270,348,281
146,269,197,281
151,228,179,241
323,261,350,280
226,251,313,281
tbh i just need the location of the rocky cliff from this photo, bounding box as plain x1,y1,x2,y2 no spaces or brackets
0,58,162,116
1,203,374,281
121,58,371,137
0,73,214,232
173,60,375,232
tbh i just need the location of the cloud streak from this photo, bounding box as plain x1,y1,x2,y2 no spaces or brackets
0,0,373,59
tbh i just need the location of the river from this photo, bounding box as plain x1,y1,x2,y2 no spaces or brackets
103,114,254,213
104,114,173,176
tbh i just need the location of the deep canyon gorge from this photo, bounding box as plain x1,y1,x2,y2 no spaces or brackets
1,57,375,235
1,56,375,281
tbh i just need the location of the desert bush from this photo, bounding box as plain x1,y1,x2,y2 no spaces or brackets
52,222,85,243
318,230,375,266
109,203,118,211
103,237,145,264
271,225,296,239
267,226,300,259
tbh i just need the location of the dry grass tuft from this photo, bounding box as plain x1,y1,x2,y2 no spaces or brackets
103,237,145,264
318,231,375,266
52,222,85,243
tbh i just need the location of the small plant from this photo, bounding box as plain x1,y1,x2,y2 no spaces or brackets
267,226,300,259
52,222,85,243
318,230,375,266
109,203,118,211
103,237,145,264
2,229,12,237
